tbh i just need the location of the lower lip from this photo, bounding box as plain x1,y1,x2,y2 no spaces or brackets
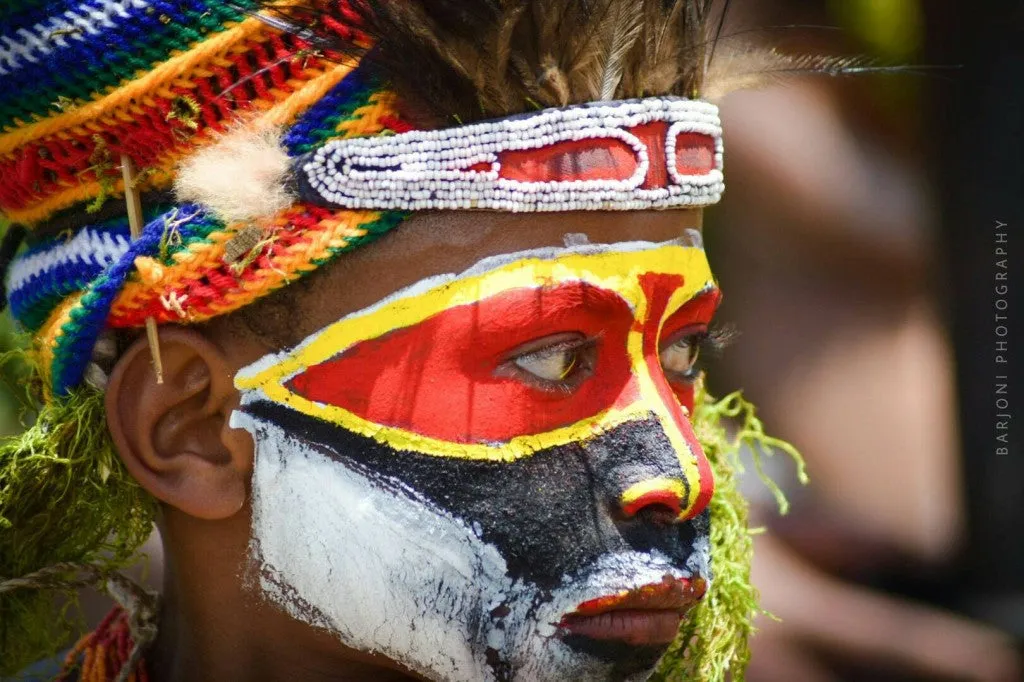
560,609,684,646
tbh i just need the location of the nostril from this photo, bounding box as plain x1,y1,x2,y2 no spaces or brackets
620,480,686,520
635,503,680,527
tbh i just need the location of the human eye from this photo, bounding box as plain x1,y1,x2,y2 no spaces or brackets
500,333,598,393
659,325,734,385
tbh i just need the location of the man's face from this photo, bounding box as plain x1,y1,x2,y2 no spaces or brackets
229,212,719,682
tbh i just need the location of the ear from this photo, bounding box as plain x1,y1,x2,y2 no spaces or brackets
106,327,252,520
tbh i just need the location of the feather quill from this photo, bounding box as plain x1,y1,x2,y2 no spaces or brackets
598,1,643,100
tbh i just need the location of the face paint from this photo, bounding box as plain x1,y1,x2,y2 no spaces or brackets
231,238,721,682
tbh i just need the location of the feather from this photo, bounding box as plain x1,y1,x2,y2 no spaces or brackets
702,45,877,101
247,0,722,122
491,3,527,107
248,1,883,125
598,1,644,100
538,55,571,106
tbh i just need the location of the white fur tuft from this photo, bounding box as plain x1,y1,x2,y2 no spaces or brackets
174,125,295,224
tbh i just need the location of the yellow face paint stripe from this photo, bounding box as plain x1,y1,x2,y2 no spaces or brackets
237,243,716,461
624,269,707,515
632,361,706,514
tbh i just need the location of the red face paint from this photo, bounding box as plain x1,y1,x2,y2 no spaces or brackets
286,272,720,451
637,275,719,517
288,282,639,443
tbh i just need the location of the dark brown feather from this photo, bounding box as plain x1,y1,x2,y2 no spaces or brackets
252,0,885,125
252,0,720,125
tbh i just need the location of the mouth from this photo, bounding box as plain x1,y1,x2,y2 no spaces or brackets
558,575,707,647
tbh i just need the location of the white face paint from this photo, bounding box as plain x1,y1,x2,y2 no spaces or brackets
231,239,717,682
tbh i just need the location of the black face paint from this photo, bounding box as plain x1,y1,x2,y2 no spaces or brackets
245,400,708,592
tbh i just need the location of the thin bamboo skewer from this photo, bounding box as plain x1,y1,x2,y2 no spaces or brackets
120,154,164,384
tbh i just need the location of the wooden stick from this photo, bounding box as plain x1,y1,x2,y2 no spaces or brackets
120,154,164,384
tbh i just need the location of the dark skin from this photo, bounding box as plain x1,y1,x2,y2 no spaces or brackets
105,208,702,682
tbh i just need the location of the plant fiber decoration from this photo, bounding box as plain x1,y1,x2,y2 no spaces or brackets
0,350,156,675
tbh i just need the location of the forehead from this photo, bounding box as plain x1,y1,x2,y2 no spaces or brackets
290,209,705,338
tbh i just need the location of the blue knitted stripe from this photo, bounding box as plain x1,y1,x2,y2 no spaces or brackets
49,204,211,396
9,219,132,332
20,214,130,257
283,61,380,155
0,0,84,32
9,215,132,328
162,209,227,247
10,259,110,333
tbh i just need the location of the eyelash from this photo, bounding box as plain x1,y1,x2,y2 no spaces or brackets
700,324,737,360
672,324,735,360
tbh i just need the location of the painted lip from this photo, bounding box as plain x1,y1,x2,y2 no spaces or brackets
558,575,708,646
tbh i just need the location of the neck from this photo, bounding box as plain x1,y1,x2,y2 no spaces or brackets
147,508,418,682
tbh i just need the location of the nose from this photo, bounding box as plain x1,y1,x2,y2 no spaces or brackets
589,418,712,524
650,408,715,522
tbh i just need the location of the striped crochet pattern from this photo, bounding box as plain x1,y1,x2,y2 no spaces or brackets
7,217,134,333
0,3,412,396
0,1,259,132
0,15,332,225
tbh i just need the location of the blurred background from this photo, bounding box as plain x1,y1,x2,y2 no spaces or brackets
704,0,1024,680
1,1,1021,680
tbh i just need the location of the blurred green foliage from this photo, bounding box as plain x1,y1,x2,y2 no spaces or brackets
828,0,924,61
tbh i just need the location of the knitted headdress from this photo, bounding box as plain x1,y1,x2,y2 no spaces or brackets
0,1,811,678
0,0,416,397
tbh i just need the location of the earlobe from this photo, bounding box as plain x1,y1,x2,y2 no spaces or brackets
106,327,252,520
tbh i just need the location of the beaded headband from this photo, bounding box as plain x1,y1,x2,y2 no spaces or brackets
297,98,724,212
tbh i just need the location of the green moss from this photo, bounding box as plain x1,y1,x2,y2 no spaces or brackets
0,349,157,676
653,388,806,681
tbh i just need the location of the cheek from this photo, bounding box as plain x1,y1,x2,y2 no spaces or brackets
240,413,512,680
